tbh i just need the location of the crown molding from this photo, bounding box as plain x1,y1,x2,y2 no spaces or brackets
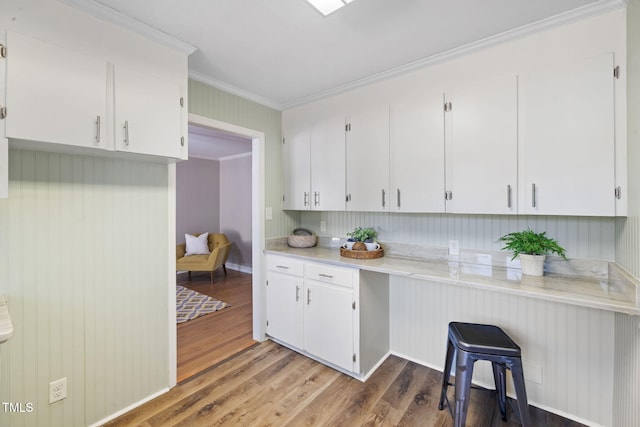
61,0,628,111
279,0,628,110
188,70,283,111
56,0,197,54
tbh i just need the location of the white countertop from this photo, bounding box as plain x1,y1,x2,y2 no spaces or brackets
266,241,640,315
0,295,14,343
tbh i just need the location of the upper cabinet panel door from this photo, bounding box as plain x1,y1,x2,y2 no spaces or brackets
114,65,183,159
390,92,445,213
310,115,346,211
5,32,108,149
282,126,311,210
346,106,390,212
445,75,518,215
520,53,615,216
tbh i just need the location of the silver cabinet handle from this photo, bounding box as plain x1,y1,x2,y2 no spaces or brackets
318,273,334,279
532,183,536,208
95,115,101,143
314,191,320,207
295,285,300,302
307,288,311,305
382,189,386,207
397,189,401,208
123,120,130,146
304,192,309,207
276,265,289,270
507,184,512,208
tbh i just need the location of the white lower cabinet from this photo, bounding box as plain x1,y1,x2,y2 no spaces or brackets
266,254,389,379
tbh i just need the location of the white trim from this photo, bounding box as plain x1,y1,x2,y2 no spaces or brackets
191,0,626,111
188,70,282,110
225,262,253,274
88,387,170,427
167,163,177,387
219,151,252,162
57,0,197,54
186,115,266,345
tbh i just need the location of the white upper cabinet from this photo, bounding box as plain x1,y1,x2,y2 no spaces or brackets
390,92,446,213
282,126,311,210
5,32,109,150
114,65,186,159
520,53,616,216
346,105,390,212
282,116,345,211
310,115,346,211
445,75,518,215
3,31,186,161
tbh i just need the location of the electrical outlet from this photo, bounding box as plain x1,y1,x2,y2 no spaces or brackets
449,240,459,256
320,221,327,232
265,207,273,220
49,377,67,404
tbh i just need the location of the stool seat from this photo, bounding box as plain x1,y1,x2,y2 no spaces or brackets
438,322,531,427
449,322,521,357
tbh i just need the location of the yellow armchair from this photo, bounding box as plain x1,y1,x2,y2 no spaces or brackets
176,233,232,284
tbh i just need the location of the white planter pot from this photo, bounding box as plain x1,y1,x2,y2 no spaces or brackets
519,254,546,276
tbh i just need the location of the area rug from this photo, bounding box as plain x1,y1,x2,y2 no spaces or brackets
176,285,230,324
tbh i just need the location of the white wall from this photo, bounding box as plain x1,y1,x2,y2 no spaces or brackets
220,154,253,270
176,157,220,243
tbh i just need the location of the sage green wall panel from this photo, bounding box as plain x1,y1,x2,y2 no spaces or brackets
0,150,169,427
188,79,299,238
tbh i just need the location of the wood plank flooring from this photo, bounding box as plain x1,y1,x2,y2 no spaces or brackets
107,340,586,427
177,269,257,382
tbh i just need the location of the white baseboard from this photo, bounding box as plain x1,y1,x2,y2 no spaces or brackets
176,263,252,275
89,387,169,427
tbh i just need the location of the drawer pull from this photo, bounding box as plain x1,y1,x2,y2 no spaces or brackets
318,273,334,279
276,265,289,270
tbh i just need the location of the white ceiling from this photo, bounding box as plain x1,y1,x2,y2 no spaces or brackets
64,0,625,111
188,124,252,161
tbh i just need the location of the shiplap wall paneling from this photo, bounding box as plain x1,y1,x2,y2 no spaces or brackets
0,150,170,427
389,276,615,426
188,80,296,239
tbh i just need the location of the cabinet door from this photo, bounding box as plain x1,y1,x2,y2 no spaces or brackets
5,32,108,149
266,272,304,349
390,92,446,213
114,65,184,159
310,115,346,211
282,127,311,210
304,280,354,372
520,53,615,216
346,106,390,212
445,75,518,214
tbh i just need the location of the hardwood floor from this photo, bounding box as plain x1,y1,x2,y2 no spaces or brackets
107,340,585,427
177,268,257,382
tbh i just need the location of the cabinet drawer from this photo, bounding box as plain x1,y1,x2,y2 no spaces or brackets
266,255,304,277
305,262,355,288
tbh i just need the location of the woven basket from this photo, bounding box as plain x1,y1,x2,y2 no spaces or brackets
287,235,317,248
340,247,384,259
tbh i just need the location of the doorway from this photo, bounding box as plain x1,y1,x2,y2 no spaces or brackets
169,114,266,386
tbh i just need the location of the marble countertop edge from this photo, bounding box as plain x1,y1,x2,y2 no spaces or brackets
265,239,640,316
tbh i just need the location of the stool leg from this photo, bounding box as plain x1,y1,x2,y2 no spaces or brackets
509,358,532,427
454,350,475,427
492,362,508,421
438,338,455,410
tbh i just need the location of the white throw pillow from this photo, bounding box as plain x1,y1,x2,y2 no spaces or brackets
185,233,210,256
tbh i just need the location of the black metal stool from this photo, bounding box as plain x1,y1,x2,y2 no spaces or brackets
438,322,531,427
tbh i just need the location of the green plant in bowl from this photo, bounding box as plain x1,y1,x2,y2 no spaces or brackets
498,228,567,260
347,227,378,242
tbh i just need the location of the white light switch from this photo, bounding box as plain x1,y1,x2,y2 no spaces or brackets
265,207,273,220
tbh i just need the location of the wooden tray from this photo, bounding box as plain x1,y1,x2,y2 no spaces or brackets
340,247,384,259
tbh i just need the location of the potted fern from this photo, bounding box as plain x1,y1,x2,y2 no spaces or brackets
347,227,378,251
498,228,567,276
